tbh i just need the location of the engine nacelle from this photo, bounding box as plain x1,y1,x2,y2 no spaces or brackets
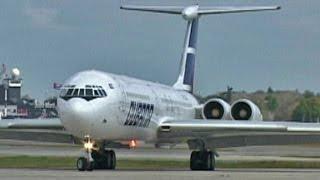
202,98,231,120
230,99,263,121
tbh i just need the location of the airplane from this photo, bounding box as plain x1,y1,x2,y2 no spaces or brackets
31,4,320,171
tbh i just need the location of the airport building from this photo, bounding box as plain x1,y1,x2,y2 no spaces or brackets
0,68,24,118
0,66,59,119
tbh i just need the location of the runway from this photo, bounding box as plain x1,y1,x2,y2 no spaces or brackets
1,139,320,162
1,168,320,180
2,139,320,179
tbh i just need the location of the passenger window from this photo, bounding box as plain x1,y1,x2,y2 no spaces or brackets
73,89,79,96
109,83,114,89
85,89,93,96
79,89,85,96
66,89,74,96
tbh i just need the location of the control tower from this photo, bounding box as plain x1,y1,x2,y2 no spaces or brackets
0,68,22,118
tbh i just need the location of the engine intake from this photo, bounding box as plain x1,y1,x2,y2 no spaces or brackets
230,99,262,121
202,98,230,120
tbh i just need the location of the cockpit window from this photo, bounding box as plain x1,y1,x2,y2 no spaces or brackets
85,89,93,96
94,90,100,96
98,90,104,96
73,89,79,96
60,85,107,101
59,89,67,97
66,89,74,96
101,90,107,96
79,89,85,96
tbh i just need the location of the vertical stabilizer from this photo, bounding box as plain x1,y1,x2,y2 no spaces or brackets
173,16,199,92
120,4,281,93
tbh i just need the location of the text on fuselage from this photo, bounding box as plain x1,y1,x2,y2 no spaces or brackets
124,101,154,128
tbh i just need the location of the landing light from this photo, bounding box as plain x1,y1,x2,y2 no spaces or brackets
129,140,137,149
84,141,94,150
83,136,95,151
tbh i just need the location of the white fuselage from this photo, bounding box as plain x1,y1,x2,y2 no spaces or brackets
57,70,199,142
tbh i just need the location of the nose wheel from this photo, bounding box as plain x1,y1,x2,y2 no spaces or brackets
77,157,94,171
77,136,117,171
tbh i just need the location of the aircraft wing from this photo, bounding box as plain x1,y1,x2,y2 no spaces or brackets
0,118,63,129
158,120,320,148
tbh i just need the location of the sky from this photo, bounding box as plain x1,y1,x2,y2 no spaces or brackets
0,0,319,100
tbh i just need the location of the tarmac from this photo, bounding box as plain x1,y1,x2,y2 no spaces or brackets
2,137,320,179
1,139,320,162
1,168,320,180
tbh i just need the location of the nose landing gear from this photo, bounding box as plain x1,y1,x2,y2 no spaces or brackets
77,136,117,171
77,136,95,171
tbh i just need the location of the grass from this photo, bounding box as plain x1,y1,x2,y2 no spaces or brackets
1,156,320,169
217,160,320,169
0,156,75,169
0,156,188,169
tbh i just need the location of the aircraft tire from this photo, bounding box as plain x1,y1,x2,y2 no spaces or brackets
190,151,200,170
206,151,215,171
77,157,87,171
105,150,116,169
86,161,94,171
190,150,215,171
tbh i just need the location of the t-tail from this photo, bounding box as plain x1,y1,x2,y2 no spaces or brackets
121,4,281,93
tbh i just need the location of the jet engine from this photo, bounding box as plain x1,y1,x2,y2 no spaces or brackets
230,99,262,121
202,98,231,120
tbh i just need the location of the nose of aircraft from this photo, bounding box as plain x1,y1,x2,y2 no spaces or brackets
58,98,95,137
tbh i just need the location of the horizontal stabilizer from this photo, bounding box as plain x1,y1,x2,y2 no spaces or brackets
120,5,183,14
198,6,281,15
120,5,281,16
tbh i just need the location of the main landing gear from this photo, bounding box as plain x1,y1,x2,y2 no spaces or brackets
76,136,117,171
190,150,215,171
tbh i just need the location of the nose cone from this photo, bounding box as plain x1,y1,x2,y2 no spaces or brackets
58,98,95,137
